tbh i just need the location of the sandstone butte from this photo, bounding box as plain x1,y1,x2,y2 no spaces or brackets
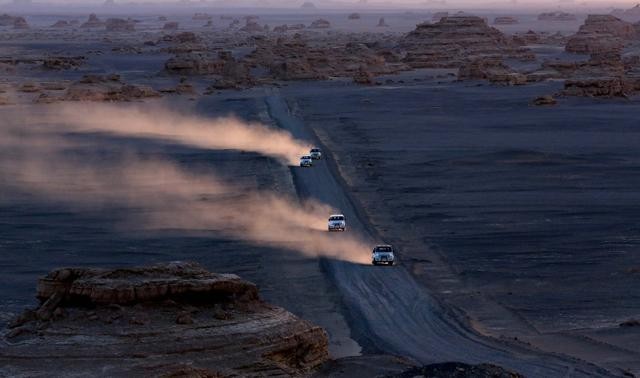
0,262,329,377
566,14,637,54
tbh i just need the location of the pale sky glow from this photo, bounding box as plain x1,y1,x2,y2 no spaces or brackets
2,0,639,10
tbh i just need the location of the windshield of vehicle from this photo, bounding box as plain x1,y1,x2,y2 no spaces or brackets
311,148,320,152
301,156,311,159
329,216,344,221
375,246,393,252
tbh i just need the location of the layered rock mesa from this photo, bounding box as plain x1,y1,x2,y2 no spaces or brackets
1,262,329,377
566,15,637,54
400,16,534,68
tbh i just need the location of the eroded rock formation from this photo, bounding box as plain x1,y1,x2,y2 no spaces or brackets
50,20,71,28
537,12,577,21
81,13,105,28
566,15,636,54
105,17,135,32
494,16,518,25
458,57,527,85
61,74,160,101
13,16,29,29
309,18,331,29
400,16,534,68
0,262,329,377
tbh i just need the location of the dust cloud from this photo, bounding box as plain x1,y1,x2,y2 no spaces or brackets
39,103,311,165
0,111,370,265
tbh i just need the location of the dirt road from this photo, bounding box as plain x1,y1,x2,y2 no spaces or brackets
264,88,614,378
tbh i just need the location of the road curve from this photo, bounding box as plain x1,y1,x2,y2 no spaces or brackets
263,88,614,378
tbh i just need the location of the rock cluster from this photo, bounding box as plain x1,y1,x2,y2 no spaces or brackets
566,15,636,54
562,77,636,97
193,12,212,21
537,11,577,21
458,57,527,85
400,16,534,68
310,18,331,29
163,21,179,30
61,74,160,101
0,14,16,26
13,16,29,29
494,16,518,25
1,262,329,377
81,13,105,28
377,17,389,27
105,17,135,32
244,36,397,81
50,20,71,28
348,13,361,20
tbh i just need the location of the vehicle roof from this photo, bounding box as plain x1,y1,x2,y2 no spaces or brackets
329,214,345,217
375,244,393,248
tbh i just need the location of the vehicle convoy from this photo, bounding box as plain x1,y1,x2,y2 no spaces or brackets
328,214,346,231
310,148,322,160
299,155,313,167
372,245,395,265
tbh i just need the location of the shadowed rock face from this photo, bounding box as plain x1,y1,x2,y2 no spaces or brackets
458,57,526,85
1,262,329,377
400,16,534,68
566,15,636,54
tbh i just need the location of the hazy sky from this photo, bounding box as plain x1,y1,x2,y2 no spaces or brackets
2,0,638,10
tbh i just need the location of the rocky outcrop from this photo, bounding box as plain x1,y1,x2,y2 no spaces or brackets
301,1,316,9
562,77,636,97
494,16,518,25
458,57,527,85
163,21,179,30
166,51,253,89
0,14,17,26
13,16,29,29
394,362,524,378
81,14,105,28
348,13,361,20
193,12,212,21
377,17,388,27
537,12,577,21
1,262,329,377
353,67,374,84
532,95,557,106
105,17,135,32
309,18,331,29
566,15,636,54
50,20,71,28
244,36,397,81
400,16,534,68
239,20,265,33
61,74,160,101
42,56,85,70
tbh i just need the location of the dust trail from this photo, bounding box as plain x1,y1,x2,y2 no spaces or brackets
0,126,370,265
37,103,311,166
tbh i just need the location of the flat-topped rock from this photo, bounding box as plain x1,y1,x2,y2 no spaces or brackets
400,16,533,68
566,15,636,54
1,262,329,377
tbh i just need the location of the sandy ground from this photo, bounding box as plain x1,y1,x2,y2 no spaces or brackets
281,73,640,375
